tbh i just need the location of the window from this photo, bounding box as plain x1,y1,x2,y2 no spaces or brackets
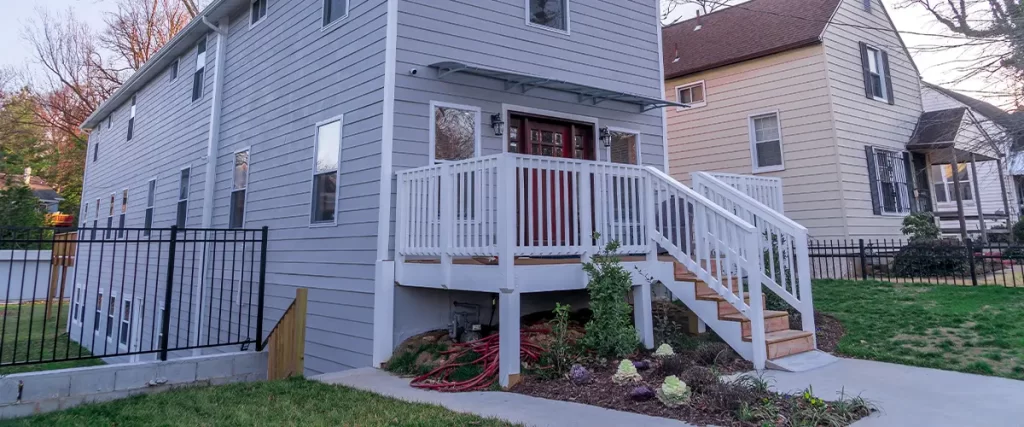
749,113,784,172
250,0,267,26
127,96,136,141
106,194,115,239
106,295,116,340
192,37,207,102
144,179,156,235
676,81,706,108
863,0,872,12
107,115,112,129
118,299,132,347
169,58,179,81
93,143,99,162
177,168,190,228
527,0,569,32
931,164,973,203
92,199,100,239
323,0,349,27
430,103,479,163
72,285,84,324
94,290,103,333
82,203,88,228
860,43,892,103
230,150,249,228
117,189,128,238
608,130,640,165
311,118,342,224
866,147,912,215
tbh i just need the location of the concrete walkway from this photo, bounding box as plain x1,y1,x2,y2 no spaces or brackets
759,358,1024,426
314,368,692,427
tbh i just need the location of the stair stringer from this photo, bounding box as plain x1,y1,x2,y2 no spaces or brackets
648,261,753,362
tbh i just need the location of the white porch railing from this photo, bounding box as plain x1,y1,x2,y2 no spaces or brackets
692,172,815,343
395,154,768,368
706,172,785,214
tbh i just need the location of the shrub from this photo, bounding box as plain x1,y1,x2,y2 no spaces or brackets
901,212,941,242
582,239,639,359
656,376,692,408
1014,219,1024,242
891,239,969,277
548,303,575,375
612,359,642,385
694,342,734,366
656,354,690,377
679,366,719,393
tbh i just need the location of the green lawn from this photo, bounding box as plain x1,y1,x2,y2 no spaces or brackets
0,378,519,427
814,280,1024,379
0,302,103,375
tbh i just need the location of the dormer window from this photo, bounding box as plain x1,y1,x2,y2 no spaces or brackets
527,0,569,33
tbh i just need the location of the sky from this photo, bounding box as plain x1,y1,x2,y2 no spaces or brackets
0,0,1013,109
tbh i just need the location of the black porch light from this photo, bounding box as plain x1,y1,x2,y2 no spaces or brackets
600,127,612,147
491,114,505,136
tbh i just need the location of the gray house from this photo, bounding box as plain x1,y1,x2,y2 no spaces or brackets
76,0,821,387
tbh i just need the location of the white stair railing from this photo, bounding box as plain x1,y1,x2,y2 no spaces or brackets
706,172,785,214
692,172,815,344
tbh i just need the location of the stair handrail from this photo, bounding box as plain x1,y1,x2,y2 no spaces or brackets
692,171,815,344
645,167,767,369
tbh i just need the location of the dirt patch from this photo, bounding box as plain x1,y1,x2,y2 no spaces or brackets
811,312,845,354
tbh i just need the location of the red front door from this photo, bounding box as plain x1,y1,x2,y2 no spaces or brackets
508,114,594,249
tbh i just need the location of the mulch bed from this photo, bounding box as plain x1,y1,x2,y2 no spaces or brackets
788,310,845,354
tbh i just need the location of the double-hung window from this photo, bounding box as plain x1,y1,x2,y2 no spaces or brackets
251,0,267,26
127,96,136,141
117,189,128,238
82,203,88,228
527,0,569,32
144,179,156,235
192,37,207,102
230,150,249,228
311,118,342,224
118,299,132,348
676,81,706,108
866,147,912,215
94,290,103,333
749,113,785,172
92,199,100,239
931,164,973,204
323,0,349,27
177,168,190,228
106,295,116,340
93,142,99,162
106,194,115,239
169,58,179,81
860,42,892,103
72,285,84,324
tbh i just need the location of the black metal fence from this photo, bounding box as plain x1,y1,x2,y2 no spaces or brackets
0,226,267,369
810,238,1024,287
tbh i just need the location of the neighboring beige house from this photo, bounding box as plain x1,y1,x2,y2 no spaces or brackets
663,0,1015,241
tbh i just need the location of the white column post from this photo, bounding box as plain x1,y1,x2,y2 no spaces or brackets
632,283,654,349
372,260,395,367
644,173,658,263
439,163,453,287
498,289,521,388
496,155,516,292
579,162,594,286
394,174,407,284
745,229,767,370
795,232,816,347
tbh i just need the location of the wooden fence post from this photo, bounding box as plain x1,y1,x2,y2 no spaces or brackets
267,288,308,380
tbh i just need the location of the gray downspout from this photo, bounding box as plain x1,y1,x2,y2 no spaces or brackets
194,18,229,352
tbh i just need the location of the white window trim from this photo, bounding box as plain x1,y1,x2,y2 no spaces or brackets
870,146,912,217
118,294,133,349
106,293,117,343
169,57,179,82
127,96,137,141
931,164,975,207
190,36,208,105
499,104,600,155
674,80,707,110
106,192,116,238
71,284,84,325
321,0,351,31
249,0,267,28
523,0,571,35
144,177,157,234
428,101,482,164
177,165,192,228
94,289,104,336
310,115,344,227
865,45,888,102
118,187,129,238
604,127,643,165
748,112,786,174
231,147,252,228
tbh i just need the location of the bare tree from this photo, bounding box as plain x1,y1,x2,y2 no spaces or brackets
101,0,192,71
662,0,732,24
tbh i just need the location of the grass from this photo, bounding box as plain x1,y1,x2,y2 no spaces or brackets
0,377,520,427
814,279,1024,380
0,302,103,375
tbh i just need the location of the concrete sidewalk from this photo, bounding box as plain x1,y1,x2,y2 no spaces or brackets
314,368,691,427
759,358,1024,426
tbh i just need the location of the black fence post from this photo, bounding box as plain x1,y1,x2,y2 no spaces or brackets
859,239,868,281
966,238,978,287
255,226,268,351
160,226,178,361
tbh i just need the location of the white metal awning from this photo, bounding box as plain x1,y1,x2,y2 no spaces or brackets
429,62,687,112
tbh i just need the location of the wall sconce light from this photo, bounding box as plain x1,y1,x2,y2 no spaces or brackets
491,114,505,136
600,127,612,147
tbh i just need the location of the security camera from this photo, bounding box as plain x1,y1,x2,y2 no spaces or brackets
409,68,418,75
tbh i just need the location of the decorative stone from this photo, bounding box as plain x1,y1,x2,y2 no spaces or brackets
629,386,655,401
633,360,651,371
569,364,591,385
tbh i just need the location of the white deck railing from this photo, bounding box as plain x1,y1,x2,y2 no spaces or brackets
706,172,785,214
692,172,815,343
395,154,769,367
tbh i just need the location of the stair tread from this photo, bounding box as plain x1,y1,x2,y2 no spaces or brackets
764,329,813,344
720,310,788,322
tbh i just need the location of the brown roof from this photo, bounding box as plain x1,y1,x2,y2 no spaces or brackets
663,0,843,80
0,174,63,202
907,108,967,149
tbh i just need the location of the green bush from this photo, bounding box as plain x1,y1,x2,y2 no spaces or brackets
582,239,639,359
1013,219,1024,242
901,212,941,242
547,303,576,375
891,239,969,277
0,185,45,250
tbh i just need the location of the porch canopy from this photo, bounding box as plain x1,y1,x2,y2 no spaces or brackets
906,107,1012,241
429,61,687,112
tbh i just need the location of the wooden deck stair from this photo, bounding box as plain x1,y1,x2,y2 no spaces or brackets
674,263,815,361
